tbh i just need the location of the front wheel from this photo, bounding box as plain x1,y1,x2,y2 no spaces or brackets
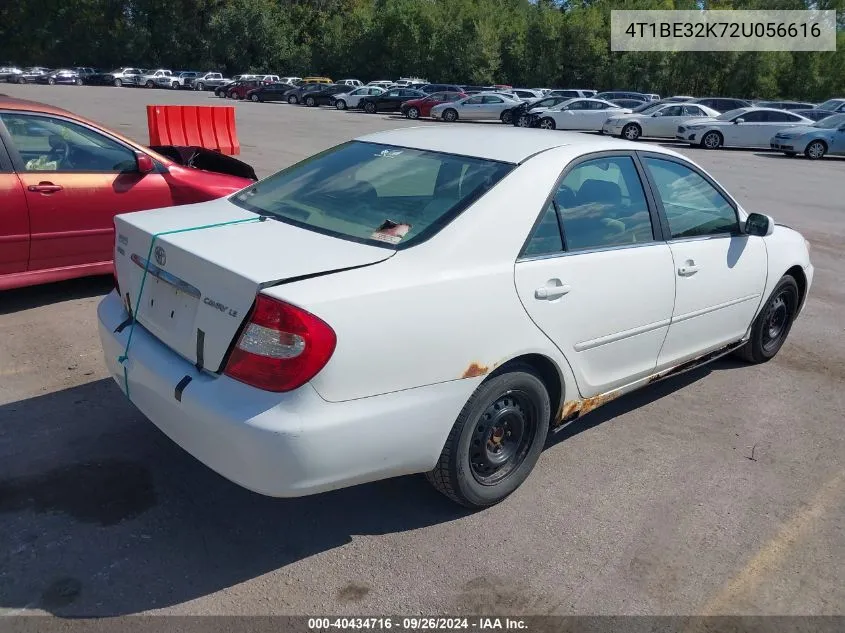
171,81,179,89
805,140,826,160
114,78,123,87
195,82,205,91
516,114,531,128
406,106,420,119
500,110,513,124
288,95,298,104
305,96,316,107
622,123,641,141
701,131,722,149
363,101,377,114
539,117,555,130
442,108,458,122
145,80,154,88
427,365,550,508
250,93,260,102
735,275,800,364
335,99,347,110
47,78,55,85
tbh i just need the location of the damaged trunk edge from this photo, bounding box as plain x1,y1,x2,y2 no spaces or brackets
549,339,745,428
150,145,258,181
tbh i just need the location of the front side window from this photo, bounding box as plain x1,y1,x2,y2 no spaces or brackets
567,100,589,110
482,95,504,104
661,106,683,116
642,157,738,238
465,96,484,104
231,142,513,249
554,156,653,251
0,113,136,173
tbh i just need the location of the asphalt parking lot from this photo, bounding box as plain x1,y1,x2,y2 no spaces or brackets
1,84,844,617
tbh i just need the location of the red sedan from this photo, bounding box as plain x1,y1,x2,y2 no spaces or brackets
0,97,254,291
400,91,467,119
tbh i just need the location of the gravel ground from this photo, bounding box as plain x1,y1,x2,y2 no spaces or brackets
1,84,843,617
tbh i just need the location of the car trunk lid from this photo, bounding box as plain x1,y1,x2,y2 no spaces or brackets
113,197,393,372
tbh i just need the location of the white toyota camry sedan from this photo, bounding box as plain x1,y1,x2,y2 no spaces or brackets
99,127,813,509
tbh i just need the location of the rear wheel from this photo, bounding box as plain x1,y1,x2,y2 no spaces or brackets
500,110,513,124
230,92,240,100
195,82,205,91
305,96,316,107
335,99,347,110
539,117,555,130
363,101,377,114
250,93,260,102
442,108,458,122
735,275,799,364
288,95,298,104
427,365,550,508
805,140,826,160
145,80,154,88
517,114,531,127
622,123,641,141
47,78,55,85
406,106,420,119
171,81,179,89
701,130,722,149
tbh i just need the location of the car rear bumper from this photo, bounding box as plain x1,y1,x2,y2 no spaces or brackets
98,291,468,497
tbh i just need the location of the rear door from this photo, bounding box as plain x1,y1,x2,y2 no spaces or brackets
639,153,766,369
460,95,486,119
0,111,174,271
0,133,29,275
514,153,676,396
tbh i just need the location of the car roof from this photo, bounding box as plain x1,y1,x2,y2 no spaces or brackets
355,126,683,164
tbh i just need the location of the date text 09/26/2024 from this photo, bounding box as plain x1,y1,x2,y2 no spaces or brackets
308,617,528,631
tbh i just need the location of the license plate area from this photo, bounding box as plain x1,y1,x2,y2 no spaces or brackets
137,277,199,344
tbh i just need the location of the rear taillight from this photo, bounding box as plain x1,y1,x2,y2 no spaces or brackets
223,294,336,392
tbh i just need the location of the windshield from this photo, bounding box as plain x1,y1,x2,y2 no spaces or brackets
813,113,845,128
817,99,844,111
716,109,746,121
230,141,513,249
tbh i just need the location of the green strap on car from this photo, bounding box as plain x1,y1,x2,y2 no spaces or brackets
117,216,262,401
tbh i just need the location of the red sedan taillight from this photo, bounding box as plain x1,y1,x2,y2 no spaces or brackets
224,295,336,392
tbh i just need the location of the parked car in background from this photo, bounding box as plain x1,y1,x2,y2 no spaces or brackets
663,96,696,103
596,91,649,103
532,98,631,131
791,109,835,122
643,93,661,101
9,67,51,84
367,80,394,88
256,75,281,84
228,79,263,100
73,67,97,82
285,83,325,104
302,76,332,84
676,107,812,149
610,98,647,109
549,89,597,99
401,91,466,119
360,88,427,113
602,102,720,140
302,84,352,107
420,83,464,94
246,83,295,103
0,96,255,291
815,98,845,113
37,69,84,86
687,97,751,113
336,79,363,87
755,100,816,111
332,86,386,110
395,77,427,86
138,69,173,88
0,66,23,81
511,89,545,100
192,72,229,91
511,95,573,127
430,92,521,122
770,112,845,159
171,71,200,89
97,126,812,509
278,76,301,86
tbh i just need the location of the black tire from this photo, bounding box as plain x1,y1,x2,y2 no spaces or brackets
538,117,555,130
516,114,530,127
735,275,800,364
335,99,347,110
500,109,513,124
171,81,179,89
47,78,55,85
805,140,826,160
363,101,377,114
145,80,154,88
305,96,316,107
426,365,550,509
622,122,641,141
250,93,260,102
195,82,205,91
406,106,420,119
114,78,122,87
230,92,240,100
442,108,458,122
701,130,722,149
288,94,298,104
75,78,83,86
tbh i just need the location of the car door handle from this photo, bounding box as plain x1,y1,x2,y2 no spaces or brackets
678,263,700,276
535,281,571,300
28,182,63,194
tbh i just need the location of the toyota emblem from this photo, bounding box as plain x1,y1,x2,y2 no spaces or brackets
154,245,166,267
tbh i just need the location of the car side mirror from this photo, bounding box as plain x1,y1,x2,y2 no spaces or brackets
744,213,774,237
136,153,155,174
735,118,745,124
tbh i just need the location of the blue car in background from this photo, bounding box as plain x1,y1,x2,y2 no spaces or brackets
770,112,845,159
36,69,83,85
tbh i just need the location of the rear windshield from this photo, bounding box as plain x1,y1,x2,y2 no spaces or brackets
230,141,514,249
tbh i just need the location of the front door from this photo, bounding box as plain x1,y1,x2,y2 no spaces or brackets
639,154,767,370
0,112,174,271
515,154,676,396
0,136,29,274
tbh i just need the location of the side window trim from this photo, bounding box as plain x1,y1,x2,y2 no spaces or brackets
517,150,666,261
0,119,14,172
636,150,741,241
0,110,145,174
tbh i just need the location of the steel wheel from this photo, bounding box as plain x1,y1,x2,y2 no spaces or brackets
702,131,722,149
806,140,826,160
469,391,537,486
735,275,799,364
622,123,641,140
761,291,793,354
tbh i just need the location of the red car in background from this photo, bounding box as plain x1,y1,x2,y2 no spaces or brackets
0,97,255,291
400,91,467,119
227,80,263,100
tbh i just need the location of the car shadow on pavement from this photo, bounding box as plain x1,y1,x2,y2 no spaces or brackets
753,152,845,162
0,275,113,315
0,378,471,616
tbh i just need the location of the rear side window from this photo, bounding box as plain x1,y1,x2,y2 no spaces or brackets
231,141,513,249
523,203,563,257
642,157,738,238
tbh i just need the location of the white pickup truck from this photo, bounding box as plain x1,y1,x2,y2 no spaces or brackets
138,69,174,88
193,72,231,91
